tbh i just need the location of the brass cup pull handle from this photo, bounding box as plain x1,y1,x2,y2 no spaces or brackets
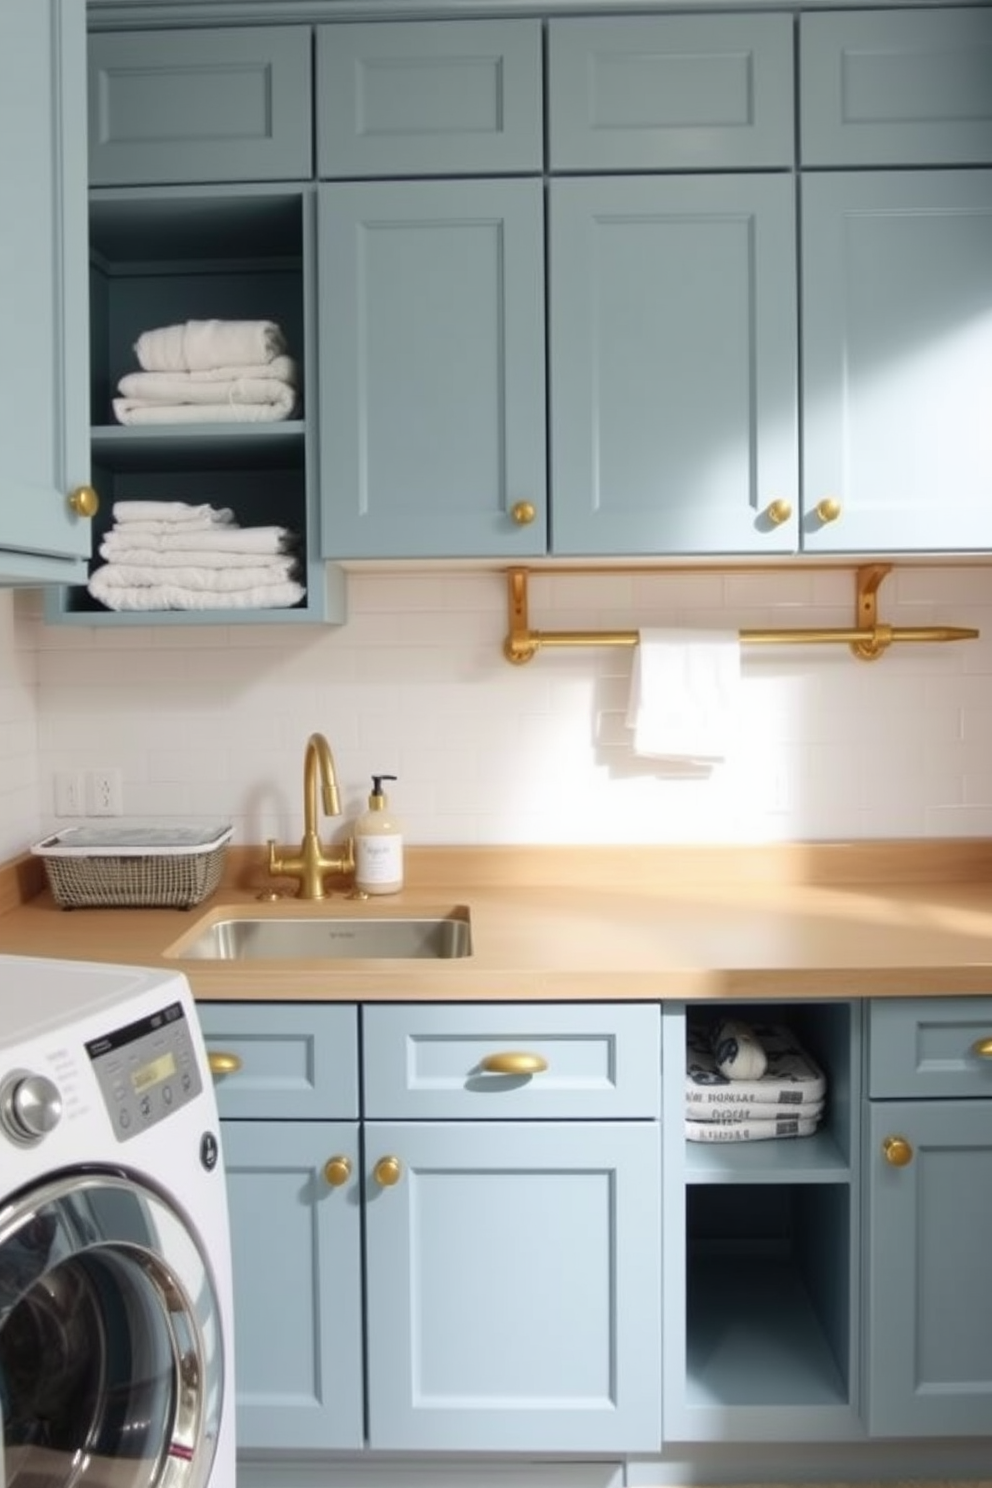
972,1037,992,1059
480,1051,549,1076
373,1156,403,1187
510,501,536,526
68,485,99,518
764,499,792,526
883,1135,913,1167
324,1156,352,1188
816,497,842,524
207,1051,243,1078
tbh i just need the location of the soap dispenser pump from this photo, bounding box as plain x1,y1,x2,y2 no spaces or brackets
354,774,403,895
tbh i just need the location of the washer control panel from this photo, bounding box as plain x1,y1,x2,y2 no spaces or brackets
88,1000,203,1141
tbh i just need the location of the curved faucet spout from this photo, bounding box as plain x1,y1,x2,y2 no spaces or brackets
306,731,342,825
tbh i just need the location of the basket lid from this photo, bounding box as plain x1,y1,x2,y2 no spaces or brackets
32,822,233,857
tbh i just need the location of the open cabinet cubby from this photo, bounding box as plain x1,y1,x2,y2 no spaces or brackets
664,1000,863,1443
46,184,344,626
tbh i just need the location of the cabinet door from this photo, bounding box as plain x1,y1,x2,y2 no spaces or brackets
550,174,798,557
364,1121,661,1452
221,1120,364,1450
318,180,546,559
801,170,992,553
0,0,91,583
865,1099,992,1437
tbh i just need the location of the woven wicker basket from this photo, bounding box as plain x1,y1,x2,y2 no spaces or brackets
32,823,233,909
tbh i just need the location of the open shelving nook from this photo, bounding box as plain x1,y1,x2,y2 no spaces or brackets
45,184,344,627
662,1000,863,1445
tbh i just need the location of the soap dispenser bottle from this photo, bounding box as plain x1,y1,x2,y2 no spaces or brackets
354,774,403,895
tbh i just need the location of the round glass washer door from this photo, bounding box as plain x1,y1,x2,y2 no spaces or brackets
0,1170,224,1488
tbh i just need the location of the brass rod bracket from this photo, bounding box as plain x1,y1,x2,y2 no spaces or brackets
852,563,893,660
504,568,538,664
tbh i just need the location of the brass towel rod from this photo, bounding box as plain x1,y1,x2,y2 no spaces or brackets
504,564,980,664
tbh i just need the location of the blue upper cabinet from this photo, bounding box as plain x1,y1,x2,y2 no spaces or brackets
801,7,992,168
801,169,992,555
549,13,795,172
318,179,547,560
549,174,798,558
316,19,543,178
1,0,92,586
88,27,313,185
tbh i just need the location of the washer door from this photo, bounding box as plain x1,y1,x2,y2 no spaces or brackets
0,1170,224,1488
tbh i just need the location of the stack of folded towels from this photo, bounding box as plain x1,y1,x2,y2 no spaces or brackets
685,1018,827,1142
112,319,299,425
87,501,305,612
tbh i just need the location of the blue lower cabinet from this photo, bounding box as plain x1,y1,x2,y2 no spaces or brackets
865,1099,992,1436
220,1119,364,1450
363,1120,662,1452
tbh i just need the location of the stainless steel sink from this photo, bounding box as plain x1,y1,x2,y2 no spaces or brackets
174,912,472,961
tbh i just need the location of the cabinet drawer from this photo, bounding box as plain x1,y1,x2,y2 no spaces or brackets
316,20,543,177
868,998,992,1100
197,1003,358,1119
801,8,992,167
88,28,313,185
548,13,794,171
362,1003,660,1119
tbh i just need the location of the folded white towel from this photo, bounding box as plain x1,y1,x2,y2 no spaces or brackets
118,357,298,393
112,501,235,527
102,526,294,558
625,628,740,764
116,372,299,411
87,569,305,612
93,560,300,591
684,1099,825,1125
113,385,297,425
134,319,287,372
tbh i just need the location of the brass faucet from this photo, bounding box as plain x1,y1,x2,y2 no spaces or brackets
267,733,355,900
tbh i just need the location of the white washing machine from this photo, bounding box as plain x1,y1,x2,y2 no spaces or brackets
0,954,235,1488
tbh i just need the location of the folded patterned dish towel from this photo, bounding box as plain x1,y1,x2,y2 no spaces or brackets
685,1020,827,1141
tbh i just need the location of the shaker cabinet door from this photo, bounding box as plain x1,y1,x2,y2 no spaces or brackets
1,0,91,583
801,170,992,554
865,1099,992,1437
364,1121,662,1452
318,179,546,560
549,174,798,557
221,1120,364,1451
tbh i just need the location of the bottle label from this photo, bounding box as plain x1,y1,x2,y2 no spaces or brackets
356,835,403,885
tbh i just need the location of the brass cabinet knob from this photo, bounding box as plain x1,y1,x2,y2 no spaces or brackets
764,499,792,526
207,1051,242,1078
816,497,842,524
324,1155,352,1188
972,1037,992,1059
373,1156,402,1187
883,1135,913,1167
510,501,536,526
68,485,99,518
480,1051,549,1075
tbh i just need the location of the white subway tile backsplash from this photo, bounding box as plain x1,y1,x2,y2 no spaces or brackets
3,566,992,854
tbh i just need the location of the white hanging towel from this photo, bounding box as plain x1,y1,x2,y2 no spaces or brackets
625,628,741,763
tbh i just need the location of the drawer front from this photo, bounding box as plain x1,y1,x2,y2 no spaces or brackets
316,20,543,178
801,8,992,167
88,28,313,185
362,1003,661,1119
868,998,992,1100
548,13,794,171
197,1003,358,1119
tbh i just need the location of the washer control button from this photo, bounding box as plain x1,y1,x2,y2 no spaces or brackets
0,1071,63,1144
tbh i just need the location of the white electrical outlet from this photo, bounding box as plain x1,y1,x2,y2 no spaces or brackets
54,770,84,816
86,768,124,817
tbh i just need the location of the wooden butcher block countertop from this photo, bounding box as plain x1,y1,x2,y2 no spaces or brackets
2,842,992,1002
